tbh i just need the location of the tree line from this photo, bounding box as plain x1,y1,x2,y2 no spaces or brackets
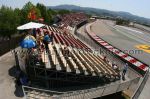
0,2,71,37
115,18,130,26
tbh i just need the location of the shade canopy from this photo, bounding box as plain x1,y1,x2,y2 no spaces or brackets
20,39,36,48
17,22,45,30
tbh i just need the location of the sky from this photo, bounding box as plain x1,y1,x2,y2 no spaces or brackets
0,0,150,18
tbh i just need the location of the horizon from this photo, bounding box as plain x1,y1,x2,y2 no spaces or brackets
0,0,150,19
49,4,150,19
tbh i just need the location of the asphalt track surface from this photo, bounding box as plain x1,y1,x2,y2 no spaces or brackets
90,20,150,65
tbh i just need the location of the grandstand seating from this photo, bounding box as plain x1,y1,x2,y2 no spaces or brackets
39,40,120,79
48,26,62,34
48,44,62,71
25,13,122,96
67,47,89,75
47,26,91,50
59,12,87,29
39,23,120,79
48,43,118,77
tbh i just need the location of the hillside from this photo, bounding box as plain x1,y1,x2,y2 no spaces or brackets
48,5,150,26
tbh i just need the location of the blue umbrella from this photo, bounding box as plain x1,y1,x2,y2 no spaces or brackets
20,39,36,48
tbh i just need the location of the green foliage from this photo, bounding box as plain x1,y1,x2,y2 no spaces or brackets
36,3,52,24
57,9,71,15
116,18,130,25
0,2,71,36
22,1,41,22
0,6,20,36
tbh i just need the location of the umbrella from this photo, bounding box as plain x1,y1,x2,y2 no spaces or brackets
20,39,36,48
17,22,45,30
25,35,36,41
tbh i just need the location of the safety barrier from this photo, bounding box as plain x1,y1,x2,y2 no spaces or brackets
131,69,149,99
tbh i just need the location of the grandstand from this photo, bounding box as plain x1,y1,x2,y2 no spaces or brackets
26,25,120,86
58,12,88,30
20,12,143,99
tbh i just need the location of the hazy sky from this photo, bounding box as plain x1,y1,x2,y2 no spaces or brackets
0,0,150,18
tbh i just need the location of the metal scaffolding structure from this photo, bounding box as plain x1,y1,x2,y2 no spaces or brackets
25,49,117,90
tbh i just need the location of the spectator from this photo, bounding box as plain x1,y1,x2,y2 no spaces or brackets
49,32,54,45
36,32,43,45
122,63,128,80
15,70,22,86
39,32,43,41
43,32,51,52
103,55,107,62
39,41,44,52
63,46,70,57
31,48,38,57
44,32,51,42
32,28,36,38
37,54,42,62
112,62,119,70
112,62,116,67
36,28,40,34
20,74,29,86
113,64,119,71
114,65,118,69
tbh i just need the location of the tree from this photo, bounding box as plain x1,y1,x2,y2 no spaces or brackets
0,6,20,36
116,18,130,25
0,2,72,36
36,3,53,24
21,1,41,22
57,9,71,15
36,3,47,18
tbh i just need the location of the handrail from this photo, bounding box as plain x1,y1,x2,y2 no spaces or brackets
60,77,139,98
22,85,64,94
131,68,149,99
23,76,139,99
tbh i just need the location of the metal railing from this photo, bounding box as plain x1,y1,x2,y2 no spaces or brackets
76,32,100,49
131,68,149,99
22,86,64,99
23,76,140,99
59,77,140,99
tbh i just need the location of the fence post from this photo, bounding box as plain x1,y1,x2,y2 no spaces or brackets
100,86,106,97
22,86,26,98
14,49,20,69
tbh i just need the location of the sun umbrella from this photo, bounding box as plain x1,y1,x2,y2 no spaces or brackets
25,35,36,41
17,22,45,30
20,39,36,48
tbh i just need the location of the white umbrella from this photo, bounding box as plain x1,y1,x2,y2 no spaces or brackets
17,22,45,30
